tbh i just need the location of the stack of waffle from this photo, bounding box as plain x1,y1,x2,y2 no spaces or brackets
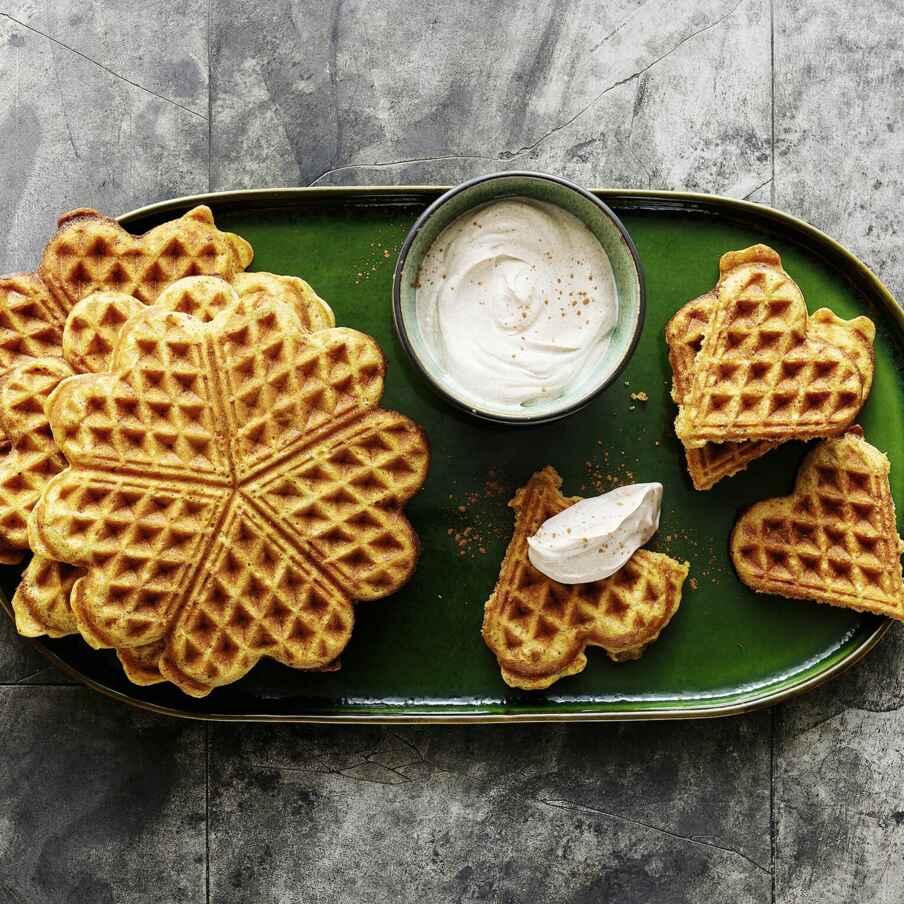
0,207,428,696
667,244,876,490
670,245,904,618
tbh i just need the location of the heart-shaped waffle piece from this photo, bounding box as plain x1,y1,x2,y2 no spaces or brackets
674,246,868,447
0,273,67,377
482,467,689,690
0,273,69,458
667,246,875,489
28,292,429,696
39,205,253,309
731,430,904,618
62,273,334,375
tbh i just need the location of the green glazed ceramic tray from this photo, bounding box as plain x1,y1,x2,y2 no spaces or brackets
3,187,902,723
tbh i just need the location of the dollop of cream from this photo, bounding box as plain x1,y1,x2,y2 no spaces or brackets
527,483,663,584
415,197,618,413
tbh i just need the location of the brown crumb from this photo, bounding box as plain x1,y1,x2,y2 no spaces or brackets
689,577,699,591
630,391,649,402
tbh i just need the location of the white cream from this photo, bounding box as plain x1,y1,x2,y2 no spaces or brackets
415,197,618,413
527,483,663,584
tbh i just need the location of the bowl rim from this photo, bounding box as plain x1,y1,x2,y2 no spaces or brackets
391,170,647,425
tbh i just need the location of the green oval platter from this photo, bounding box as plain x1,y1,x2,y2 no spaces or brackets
2,186,901,724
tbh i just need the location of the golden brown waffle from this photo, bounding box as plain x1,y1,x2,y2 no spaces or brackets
63,292,146,373
667,255,876,489
0,357,74,556
674,245,871,448
62,274,333,376
231,272,334,332
0,206,253,455
482,467,689,690
0,273,66,376
0,273,67,455
11,556,80,638
29,293,429,696
117,641,167,686
39,205,253,309
731,430,904,619
667,288,778,489
13,275,339,685
15,556,164,684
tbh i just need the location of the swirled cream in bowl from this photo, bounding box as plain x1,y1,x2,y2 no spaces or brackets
393,173,644,423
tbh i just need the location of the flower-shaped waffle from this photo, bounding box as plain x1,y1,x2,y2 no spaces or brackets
11,275,337,680
29,293,429,696
482,467,689,690
4,275,331,563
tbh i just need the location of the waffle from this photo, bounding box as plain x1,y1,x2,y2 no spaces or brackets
667,254,876,488
63,292,146,373
117,641,167,686
731,430,904,619
62,273,333,378
231,272,334,332
0,207,253,452
12,274,339,682
674,245,871,448
11,556,80,638
482,467,689,689
29,293,429,696
0,274,67,454
0,272,66,379
0,357,74,560
39,205,253,310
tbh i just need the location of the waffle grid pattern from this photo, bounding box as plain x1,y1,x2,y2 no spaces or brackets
667,290,777,489
11,276,347,680
39,206,253,308
482,468,689,690
731,433,904,617
0,274,66,370
676,254,866,447
31,295,428,695
668,247,875,487
0,357,75,551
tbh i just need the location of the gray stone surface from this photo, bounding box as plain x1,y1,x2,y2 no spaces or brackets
0,687,206,904
772,2,904,900
0,1,208,271
209,719,770,903
0,0,901,901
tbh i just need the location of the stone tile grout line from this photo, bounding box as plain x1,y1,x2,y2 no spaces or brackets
205,720,211,904
771,705,777,904
769,0,776,207
207,0,213,191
